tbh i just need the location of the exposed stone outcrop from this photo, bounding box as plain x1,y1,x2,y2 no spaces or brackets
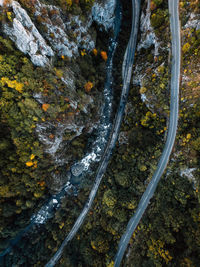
1,0,96,66
1,0,116,67
2,1,54,67
92,0,116,31
137,0,159,56
184,12,200,30
34,1,95,58
0,0,116,193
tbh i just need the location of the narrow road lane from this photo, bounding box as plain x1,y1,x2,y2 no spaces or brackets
45,0,141,266
114,0,181,266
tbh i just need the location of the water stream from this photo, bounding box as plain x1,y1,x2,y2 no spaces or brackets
0,0,122,263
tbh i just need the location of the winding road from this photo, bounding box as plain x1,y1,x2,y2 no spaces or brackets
114,0,181,266
45,0,141,266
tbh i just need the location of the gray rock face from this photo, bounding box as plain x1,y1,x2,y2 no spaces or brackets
2,1,54,67
137,0,159,56
36,122,84,160
1,0,96,66
34,1,78,58
34,1,95,57
61,68,76,91
184,12,200,30
71,163,85,177
65,15,95,51
1,0,116,66
92,0,116,31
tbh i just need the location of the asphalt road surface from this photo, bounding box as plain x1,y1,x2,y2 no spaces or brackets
114,0,181,266
45,0,141,266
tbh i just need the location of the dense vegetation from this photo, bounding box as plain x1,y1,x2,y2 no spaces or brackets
0,0,200,266
0,0,108,254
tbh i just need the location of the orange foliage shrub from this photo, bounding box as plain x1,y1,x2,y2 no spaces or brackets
101,51,108,61
42,103,50,112
49,134,55,139
37,181,45,187
84,81,94,92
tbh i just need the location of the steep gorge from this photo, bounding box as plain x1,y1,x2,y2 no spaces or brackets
0,0,200,266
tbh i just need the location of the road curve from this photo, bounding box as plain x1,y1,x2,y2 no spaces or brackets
114,0,181,266
45,1,140,266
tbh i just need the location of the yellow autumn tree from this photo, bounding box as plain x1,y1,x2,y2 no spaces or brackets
26,161,33,167
182,42,191,53
1,77,24,93
148,239,173,264
66,0,72,8
42,103,50,112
